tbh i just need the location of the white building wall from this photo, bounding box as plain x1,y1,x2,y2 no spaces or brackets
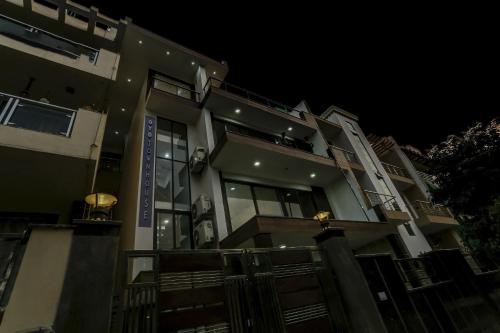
327,112,432,257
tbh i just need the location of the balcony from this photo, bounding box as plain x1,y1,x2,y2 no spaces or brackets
210,130,340,186
413,200,457,233
364,190,411,223
146,73,201,124
220,215,398,250
0,14,119,80
0,91,106,159
202,77,317,138
417,170,437,187
381,162,415,190
328,145,365,172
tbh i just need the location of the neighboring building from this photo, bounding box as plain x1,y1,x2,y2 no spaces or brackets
0,1,124,232
368,134,462,251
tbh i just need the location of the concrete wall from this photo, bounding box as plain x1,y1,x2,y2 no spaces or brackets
0,109,106,161
324,176,370,221
0,35,120,80
117,80,147,250
0,227,73,333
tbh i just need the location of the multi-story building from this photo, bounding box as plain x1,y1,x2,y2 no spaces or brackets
0,0,453,260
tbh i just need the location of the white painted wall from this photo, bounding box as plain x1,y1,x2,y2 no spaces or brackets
326,112,432,257
324,177,369,221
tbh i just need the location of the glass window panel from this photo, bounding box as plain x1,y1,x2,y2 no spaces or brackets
172,122,187,161
225,182,256,231
283,190,304,218
254,187,283,217
156,118,172,159
9,103,72,136
155,159,173,210
297,191,317,218
157,212,173,250
175,214,191,249
173,161,190,211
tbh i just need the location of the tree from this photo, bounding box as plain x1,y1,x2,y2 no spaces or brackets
428,118,500,262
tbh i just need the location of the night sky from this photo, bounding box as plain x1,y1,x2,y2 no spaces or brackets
78,1,498,150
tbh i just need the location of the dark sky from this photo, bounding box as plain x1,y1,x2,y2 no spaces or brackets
79,1,498,149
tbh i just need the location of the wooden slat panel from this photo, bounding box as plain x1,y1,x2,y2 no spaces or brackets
286,317,332,333
159,304,227,331
270,250,312,266
276,275,320,293
159,286,225,309
159,253,223,272
279,288,325,310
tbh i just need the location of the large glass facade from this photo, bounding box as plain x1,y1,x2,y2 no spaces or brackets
155,118,191,249
223,180,332,232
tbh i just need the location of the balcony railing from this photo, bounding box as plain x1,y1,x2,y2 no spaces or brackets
0,92,76,137
151,74,200,102
330,145,359,163
364,190,401,211
0,14,99,64
381,162,410,178
414,200,453,218
203,77,305,119
416,170,436,185
213,119,314,155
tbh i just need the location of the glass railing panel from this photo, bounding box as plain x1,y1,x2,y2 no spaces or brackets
0,93,76,137
152,76,199,102
0,14,99,64
203,77,304,119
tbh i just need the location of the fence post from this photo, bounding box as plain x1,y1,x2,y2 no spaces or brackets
314,227,388,333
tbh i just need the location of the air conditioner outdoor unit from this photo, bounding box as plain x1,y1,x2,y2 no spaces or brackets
190,146,207,174
194,220,214,249
192,194,212,223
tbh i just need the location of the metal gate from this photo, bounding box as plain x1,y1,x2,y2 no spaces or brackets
116,247,350,333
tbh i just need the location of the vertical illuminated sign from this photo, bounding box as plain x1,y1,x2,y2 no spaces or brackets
139,116,155,228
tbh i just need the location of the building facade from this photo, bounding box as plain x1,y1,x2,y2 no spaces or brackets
0,0,462,260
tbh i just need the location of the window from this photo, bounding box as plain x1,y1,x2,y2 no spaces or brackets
254,187,283,217
223,180,332,232
224,182,256,231
154,118,191,249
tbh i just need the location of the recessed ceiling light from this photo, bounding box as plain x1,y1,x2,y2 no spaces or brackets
287,127,293,131
127,78,132,83
191,61,195,65
166,51,170,55
121,107,126,112
138,40,143,44
213,71,217,75
230,187,236,191
165,153,170,158
310,173,316,178
254,161,261,167
114,130,119,135
235,108,241,114
279,244,287,249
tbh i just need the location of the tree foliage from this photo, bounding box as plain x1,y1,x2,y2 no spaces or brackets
428,118,500,259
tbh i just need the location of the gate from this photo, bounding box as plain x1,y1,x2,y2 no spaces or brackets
116,247,350,333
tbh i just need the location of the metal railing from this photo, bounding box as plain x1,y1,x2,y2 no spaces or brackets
416,170,436,185
0,92,77,137
381,162,410,178
364,190,401,211
0,14,99,64
414,200,453,218
330,145,359,163
203,77,305,119
151,75,200,102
